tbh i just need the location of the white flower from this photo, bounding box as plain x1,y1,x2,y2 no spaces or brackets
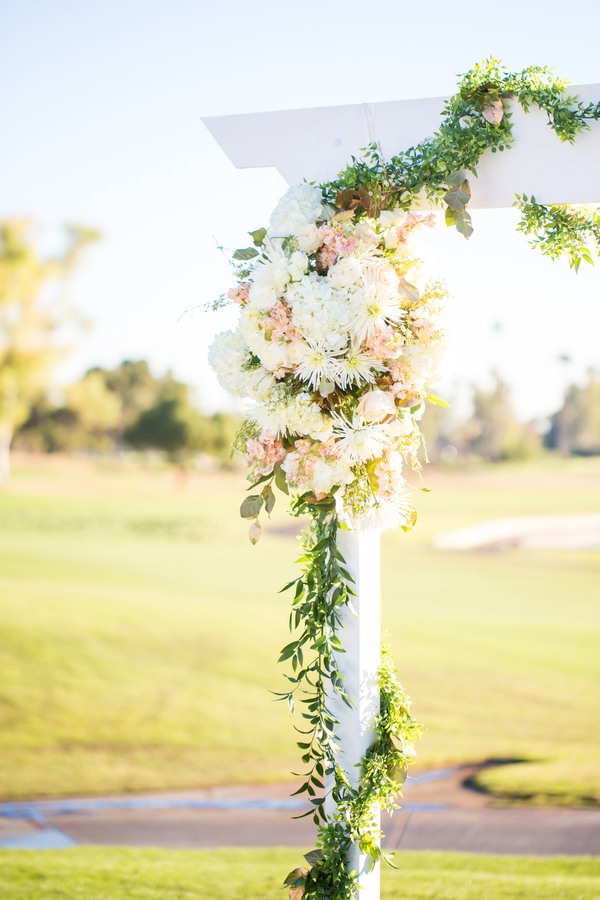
327,257,362,291
288,250,309,282
251,391,333,441
354,222,380,246
332,413,388,463
310,458,352,496
336,344,382,389
295,223,321,253
287,274,353,352
356,389,397,422
244,367,277,402
351,272,405,343
208,330,250,397
269,184,324,237
360,494,414,532
295,341,342,391
377,208,406,229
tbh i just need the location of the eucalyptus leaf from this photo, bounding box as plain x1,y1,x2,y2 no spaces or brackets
240,494,263,519
232,247,259,261
444,181,471,211
262,483,276,516
446,169,468,187
274,464,289,495
249,227,267,246
454,209,474,238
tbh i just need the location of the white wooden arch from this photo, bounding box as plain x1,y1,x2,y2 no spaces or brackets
201,86,600,899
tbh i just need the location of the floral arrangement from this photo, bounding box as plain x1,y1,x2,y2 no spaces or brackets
210,185,447,539
207,60,600,899
209,184,443,897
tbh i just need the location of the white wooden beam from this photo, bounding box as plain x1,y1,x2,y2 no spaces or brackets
325,529,381,898
202,84,600,206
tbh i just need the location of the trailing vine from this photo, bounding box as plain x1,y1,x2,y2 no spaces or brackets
280,506,422,899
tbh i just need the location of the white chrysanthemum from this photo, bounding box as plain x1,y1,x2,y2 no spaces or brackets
269,184,324,237
295,341,342,391
336,343,383,389
208,329,250,397
351,281,405,343
250,391,333,441
358,493,414,532
332,413,389,463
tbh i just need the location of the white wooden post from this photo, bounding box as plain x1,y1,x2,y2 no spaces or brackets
325,528,381,897
201,84,600,899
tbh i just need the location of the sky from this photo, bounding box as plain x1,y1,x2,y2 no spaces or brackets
2,0,600,422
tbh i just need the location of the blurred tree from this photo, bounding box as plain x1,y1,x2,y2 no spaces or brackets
0,219,98,481
123,378,206,465
545,372,600,455
64,370,122,448
453,373,542,461
88,359,163,430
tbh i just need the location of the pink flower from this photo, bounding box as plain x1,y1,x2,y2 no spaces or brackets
228,284,249,305
246,432,285,476
356,390,397,423
316,245,338,273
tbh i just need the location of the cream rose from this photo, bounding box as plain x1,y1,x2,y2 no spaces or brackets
295,223,321,253
356,389,397,422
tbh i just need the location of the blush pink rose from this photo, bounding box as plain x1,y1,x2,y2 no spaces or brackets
356,390,397,422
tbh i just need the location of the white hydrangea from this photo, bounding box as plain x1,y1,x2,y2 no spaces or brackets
327,256,363,291
250,391,333,441
269,184,324,237
287,274,353,351
208,330,250,397
282,453,353,497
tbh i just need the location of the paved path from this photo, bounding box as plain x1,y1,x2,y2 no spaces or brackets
1,765,599,855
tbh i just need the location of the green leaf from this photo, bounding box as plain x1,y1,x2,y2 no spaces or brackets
426,394,451,408
240,495,263,519
304,848,324,866
444,179,471,211
262,484,276,516
249,227,267,247
232,247,259,261
274,464,289,495
454,209,474,238
446,169,468,187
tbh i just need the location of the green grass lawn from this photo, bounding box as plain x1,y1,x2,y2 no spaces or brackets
0,454,599,804
1,848,599,899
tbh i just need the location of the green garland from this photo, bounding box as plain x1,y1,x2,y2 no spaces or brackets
241,59,600,899
322,58,600,268
279,504,422,899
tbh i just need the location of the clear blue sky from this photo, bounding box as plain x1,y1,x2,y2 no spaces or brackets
2,0,600,420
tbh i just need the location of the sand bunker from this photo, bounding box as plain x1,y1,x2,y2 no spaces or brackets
435,513,600,551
